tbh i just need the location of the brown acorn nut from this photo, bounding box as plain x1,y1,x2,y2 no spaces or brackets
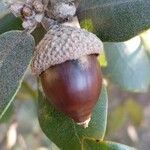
31,24,103,127
40,55,102,127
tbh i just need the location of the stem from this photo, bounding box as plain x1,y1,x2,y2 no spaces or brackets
41,16,81,31
63,16,81,28
41,17,59,31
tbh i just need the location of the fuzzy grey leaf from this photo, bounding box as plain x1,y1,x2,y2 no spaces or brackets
0,30,35,119
77,0,150,42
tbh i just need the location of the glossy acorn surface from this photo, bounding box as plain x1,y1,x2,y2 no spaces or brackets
40,54,102,125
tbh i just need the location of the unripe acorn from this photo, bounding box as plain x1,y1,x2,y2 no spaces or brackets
31,21,103,128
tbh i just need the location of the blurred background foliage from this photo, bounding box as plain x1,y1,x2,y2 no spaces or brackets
0,29,150,149
1,1,150,150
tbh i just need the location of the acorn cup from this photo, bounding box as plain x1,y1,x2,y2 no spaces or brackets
31,22,103,128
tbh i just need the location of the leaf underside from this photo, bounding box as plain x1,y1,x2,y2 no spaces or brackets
77,0,150,41
103,36,150,92
0,30,35,119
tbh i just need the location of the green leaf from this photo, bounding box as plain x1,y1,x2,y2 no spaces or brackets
77,0,150,42
83,139,136,150
0,30,35,119
98,53,107,67
106,99,143,136
38,86,108,150
103,36,150,92
106,106,126,136
32,25,46,44
0,14,22,35
0,103,14,123
124,99,143,126
16,81,37,101
140,29,150,52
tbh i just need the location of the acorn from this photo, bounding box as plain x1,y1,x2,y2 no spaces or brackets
31,21,103,128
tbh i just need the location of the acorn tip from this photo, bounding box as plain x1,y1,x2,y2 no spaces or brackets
76,117,91,128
